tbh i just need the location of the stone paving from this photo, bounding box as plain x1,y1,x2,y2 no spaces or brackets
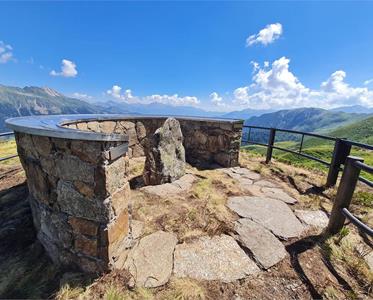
121,166,330,287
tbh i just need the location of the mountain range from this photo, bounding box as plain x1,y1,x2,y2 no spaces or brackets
0,84,372,135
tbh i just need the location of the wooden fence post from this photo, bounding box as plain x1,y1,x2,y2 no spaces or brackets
326,156,363,235
326,138,351,187
265,128,276,164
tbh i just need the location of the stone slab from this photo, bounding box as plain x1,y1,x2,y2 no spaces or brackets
234,219,287,269
294,210,329,229
253,180,278,188
141,174,196,197
227,196,304,239
261,187,298,204
364,251,373,270
173,234,260,282
124,231,177,287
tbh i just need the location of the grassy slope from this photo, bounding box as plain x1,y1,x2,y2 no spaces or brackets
242,117,373,181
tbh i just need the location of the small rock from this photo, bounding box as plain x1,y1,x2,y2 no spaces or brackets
294,210,329,229
124,231,177,287
261,187,298,204
173,234,260,282
227,196,304,239
234,219,287,269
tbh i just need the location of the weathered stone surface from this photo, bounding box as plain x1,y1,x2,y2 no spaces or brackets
253,180,278,188
124,231,177,287
230,167,261,180
131,220,144,239
103,156,128,195
24,162,50,204
57,181,109,222
32,135,53,157
56,155,95,184
141,174,196,197
227,196,304,239
107,209,129,245
234,219,287,269
136,121,147,140
364,251,373,270
294,210,329,229
68,217,98,237
73,181,95,198
75,235,97,257
143,118,186,185
261,187,298,204
70,140,103,163
111,183,130,216
174,235,260,282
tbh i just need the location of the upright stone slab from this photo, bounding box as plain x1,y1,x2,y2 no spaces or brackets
143,118,186,185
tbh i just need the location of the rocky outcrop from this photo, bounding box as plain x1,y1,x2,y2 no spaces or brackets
143,118,186,185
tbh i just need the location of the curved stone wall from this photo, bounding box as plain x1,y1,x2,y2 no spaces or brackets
6,114,243,273
62,116,243,167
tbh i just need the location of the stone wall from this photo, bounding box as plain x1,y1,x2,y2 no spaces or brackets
15,132,130,273
64,117,243,168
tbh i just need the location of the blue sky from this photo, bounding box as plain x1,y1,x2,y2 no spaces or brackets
1,1,373,111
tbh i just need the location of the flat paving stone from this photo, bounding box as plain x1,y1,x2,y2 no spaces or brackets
173,234,260,282
295,210,329,229
261,187,298,204
227,196,304,239
253,180,278,188
235,218,287,269
364,251,373,270
124,231,177,287
141,174,196,197
231,167,261,180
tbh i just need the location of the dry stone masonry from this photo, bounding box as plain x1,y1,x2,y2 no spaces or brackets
7,114,243,274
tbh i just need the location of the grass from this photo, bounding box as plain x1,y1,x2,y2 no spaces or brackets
321,229,373,296
0,138,20,166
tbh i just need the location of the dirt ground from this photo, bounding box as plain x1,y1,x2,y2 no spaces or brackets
0,153,372,299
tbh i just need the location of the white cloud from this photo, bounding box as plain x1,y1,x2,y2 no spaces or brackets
106,85,199,106
246,23,283,46
0,41,14,63
364,78,373,86
233,57,373,109
209,92,225,107
73,92,92,100
50,59,78,77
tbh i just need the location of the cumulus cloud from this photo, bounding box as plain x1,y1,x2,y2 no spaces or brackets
50,59,78,77
209,92,225,106
233,57,373,109
73,92,92,100
0,41,14,63
106,85,199,106
246,23,283,46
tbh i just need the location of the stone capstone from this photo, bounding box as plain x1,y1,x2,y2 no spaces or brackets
124,231,177,287
234,218,287,269
173,235,260,282
227,196,304,239
143,118,186,185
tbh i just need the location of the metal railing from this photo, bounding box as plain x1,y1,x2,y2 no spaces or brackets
326,156,373,236
0,131,18,162
241,125,373,187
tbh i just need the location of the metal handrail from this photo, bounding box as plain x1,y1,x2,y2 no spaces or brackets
342,208,373,237
242,125,373,186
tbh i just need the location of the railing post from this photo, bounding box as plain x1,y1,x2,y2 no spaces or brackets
326,156,363,235
266,128,276,164
326,138,351,187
